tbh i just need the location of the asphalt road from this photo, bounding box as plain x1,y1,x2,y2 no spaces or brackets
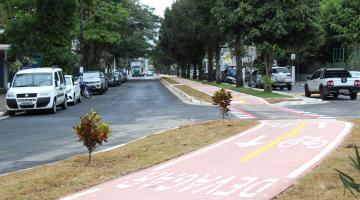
0,79,220,174
278,84,360,119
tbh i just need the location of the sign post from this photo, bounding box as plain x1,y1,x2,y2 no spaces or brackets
291,54,296,85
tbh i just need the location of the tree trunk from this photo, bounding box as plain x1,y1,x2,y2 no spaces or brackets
235,34,244,87
264,48,273,93
181,66,186,77
88,150,92,163
176,65,180,77
207,47,214,82
193,63,197,80
199,62,203,80
186,65,191,78
215,46,222,83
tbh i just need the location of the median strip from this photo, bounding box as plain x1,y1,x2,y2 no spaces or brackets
0,120,257,200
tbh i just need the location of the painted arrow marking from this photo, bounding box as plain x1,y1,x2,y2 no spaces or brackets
236,135,268,148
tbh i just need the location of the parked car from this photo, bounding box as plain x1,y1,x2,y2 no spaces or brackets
122,72,128,82
147,70,154,76
65,75,81,105
5,67,67,115
252,67,292,90
106,73,119,87
224,67,237,84
305,68,360,100
82,71,106,94
350,71,360,78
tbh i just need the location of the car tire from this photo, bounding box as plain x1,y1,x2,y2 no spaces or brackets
305,84,311,97
72,93,76,105
8,111,15,116
320,87,327,100
61,97,67,110
78,94,82,103
287,85,292,91
280,87,284,90
49,99,57,114
99,89,103,95
333,93,339,98
350,92,357,100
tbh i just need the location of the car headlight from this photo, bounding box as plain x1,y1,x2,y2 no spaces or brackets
6,92,16,98
39,92,50,97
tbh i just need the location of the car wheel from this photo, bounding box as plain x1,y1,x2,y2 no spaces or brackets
287,85,292,91
72,93,76,105
61,97,67,110
280,87,284,90
49,99,57,114
304,84,311,97
78,94,82,103
350,92,357,100
333,93,339,98
320,87,327,100
8,111,15,117
99,89,103,95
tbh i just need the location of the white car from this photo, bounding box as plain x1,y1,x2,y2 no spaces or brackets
305,68,360,100
65,75,81,105
5,67,67,115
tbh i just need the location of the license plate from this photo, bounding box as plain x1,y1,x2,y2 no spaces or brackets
339,89,348,93
21,102,34,105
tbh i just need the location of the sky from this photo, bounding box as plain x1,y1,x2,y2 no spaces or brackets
140,0,174,17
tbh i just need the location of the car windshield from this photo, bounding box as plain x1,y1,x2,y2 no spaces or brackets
65,77,72,85
83,72,99,79
323,70,350,78
13,73,52,87
274,68,289,73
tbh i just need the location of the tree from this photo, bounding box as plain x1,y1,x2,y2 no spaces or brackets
212,88,232,121
248,0,324,92
213,0,252,87
73,111,111,163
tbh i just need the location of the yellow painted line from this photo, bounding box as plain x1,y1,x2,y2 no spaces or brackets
239,100,246,104
240,122,306,161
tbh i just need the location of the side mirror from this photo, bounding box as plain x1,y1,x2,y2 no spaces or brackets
7,82,11,90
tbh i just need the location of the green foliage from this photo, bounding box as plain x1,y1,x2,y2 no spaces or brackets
263,76,273,93
336,145,360,197
212,88,232,121
73,111,111,163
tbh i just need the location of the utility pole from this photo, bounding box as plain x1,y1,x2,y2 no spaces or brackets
79,0,84,74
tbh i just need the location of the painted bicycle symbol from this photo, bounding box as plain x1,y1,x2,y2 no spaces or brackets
278,136,328,149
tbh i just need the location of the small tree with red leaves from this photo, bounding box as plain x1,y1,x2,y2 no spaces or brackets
212,88,233,121
73,111,111,163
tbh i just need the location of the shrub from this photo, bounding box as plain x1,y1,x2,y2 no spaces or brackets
73,111,111,163
336,145,360,197
212,88,233,121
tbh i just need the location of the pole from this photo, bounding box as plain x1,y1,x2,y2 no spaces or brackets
79,0,84,74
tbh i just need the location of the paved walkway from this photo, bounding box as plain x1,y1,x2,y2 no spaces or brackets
60,77,352,200
0,93,6,113
61,120,351,200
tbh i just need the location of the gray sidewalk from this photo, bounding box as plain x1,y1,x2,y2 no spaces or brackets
0,93,6,114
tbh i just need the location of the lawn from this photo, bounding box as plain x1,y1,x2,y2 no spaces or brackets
195,80,291,99
160,77,180,84
0,120,257,200
175,85,213,103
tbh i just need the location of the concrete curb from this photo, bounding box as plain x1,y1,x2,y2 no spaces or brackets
160,78,213,106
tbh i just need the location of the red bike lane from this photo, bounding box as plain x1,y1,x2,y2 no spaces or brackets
61,119,351,200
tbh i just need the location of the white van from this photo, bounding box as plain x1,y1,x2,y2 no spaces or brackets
5,68,67,115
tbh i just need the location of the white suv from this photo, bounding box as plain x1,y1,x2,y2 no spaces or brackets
5,68,67,115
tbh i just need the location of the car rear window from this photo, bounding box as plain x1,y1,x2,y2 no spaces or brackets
323,70,350,78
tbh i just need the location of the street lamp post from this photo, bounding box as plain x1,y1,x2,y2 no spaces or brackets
291,53,296,85
79,0,84,74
